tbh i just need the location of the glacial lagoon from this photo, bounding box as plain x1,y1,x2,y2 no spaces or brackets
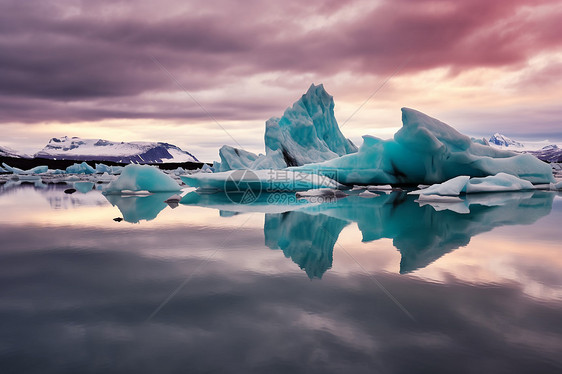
1,183,562,373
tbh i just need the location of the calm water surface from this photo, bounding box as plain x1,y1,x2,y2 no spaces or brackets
1,182,561,373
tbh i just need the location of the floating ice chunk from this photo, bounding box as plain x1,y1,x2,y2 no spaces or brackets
65,175,81,182
2,163,25,174
218,145,260,171
181,169,341,192
119,190,152,195
366,184,393,191
552,180,562,190
95,163,112,174
409,176,470,196
23,165,48,174
465,173,534,193
95,172,114,183
171,167,187,176
104,164,181,194
0,166,5,173
296,188,347,199
200,163,213,173
358,190,379,198
410,173,535,196
291,108,554,185
74,181,94,193
66,162,95,174
110,166,123,175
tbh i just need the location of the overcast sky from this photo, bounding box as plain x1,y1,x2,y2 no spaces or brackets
2,0,562,161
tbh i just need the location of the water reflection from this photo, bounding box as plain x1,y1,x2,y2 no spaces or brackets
0,184,561,373
265,212,348,278
182,190,555,275
105,192,177,223
1,182,556,275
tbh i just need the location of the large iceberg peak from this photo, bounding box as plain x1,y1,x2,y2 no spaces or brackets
265,83,357,161
218,84,357,171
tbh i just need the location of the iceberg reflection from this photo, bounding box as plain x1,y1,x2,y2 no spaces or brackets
104,192,177,223
182,190,554,276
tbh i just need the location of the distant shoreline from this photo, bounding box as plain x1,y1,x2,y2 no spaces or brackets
0,156,205,171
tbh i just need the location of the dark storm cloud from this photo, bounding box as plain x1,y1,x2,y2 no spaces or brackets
1,0,561,123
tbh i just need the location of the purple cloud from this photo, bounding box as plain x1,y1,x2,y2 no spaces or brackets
1,0,561,124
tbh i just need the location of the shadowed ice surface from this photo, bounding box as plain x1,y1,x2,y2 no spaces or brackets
0,184,561,373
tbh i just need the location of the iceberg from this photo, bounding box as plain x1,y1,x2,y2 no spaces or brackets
1,163,47,175
218,84,357,171
95,163,112,174
409,173,535,196
218,145,259,172
180,169,341,192
25,165,48,174
74,181,95,194
66,162,95,174
110,166,123,175
104,164,181,194
290,108,554,185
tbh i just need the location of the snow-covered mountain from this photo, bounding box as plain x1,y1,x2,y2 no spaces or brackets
0,145,29,158
486,133,562,163
528,145,562,163
488,133,524,148
35,136,199,163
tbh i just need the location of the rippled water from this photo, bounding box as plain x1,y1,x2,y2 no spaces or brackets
1,182,561,373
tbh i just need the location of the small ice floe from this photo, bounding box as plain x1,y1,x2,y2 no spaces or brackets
94,172,114,184
119,190,153,196
296,188,347,202
200,163,213,173
104,164,181,194
66,162,95,174
95,163,112,174
409,173,536,196
367,184,393,190
74,181,95,193
65,176,82,182
358,190,379,198
366,184,397,194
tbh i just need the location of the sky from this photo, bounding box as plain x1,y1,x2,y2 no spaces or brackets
1,0,562,161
